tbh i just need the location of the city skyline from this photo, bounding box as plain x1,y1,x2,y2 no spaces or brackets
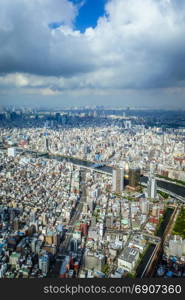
1,0,185,108
0,110,185,279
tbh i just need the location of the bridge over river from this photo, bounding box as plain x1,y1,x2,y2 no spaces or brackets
16,148,185,202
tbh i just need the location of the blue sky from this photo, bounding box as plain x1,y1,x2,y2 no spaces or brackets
49,0,107,32
71,0,107,32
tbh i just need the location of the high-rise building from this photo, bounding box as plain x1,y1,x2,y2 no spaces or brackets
99,223,104,238
7,147,16,157
42,213,48,226
80,223,88,236
39,253,50,275
124,120,132,129
45,137,49,151
53,233,60,247
112,168,124,193
13,217,19,231
140,199,150,215
31,238,37,253
128,167,140,187
149,162,156,175
35,240,43,254
30,212,36,223
147,176,157,199
70,239,78,252
168,236,185,257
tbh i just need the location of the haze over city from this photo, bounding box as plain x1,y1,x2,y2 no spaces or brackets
0,0,185,108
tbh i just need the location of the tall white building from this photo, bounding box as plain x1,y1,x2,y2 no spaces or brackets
39,253,49,275
147,176,157,199
7,147,16,157
112,168,124,193
149,162,156,175
44,137,49,152
140,199,150,215
168,236,185,257
124,120,132,129
99,223,104,238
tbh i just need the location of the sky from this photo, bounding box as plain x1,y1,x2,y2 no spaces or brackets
0,0,185,108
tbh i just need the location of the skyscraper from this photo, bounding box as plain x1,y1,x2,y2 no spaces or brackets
70,239,78,252
7,147,16,157
128,167,140,187
112,168,124,193
39,253,49,275
124,120,132,130
147,176,157,199
45,137,49,152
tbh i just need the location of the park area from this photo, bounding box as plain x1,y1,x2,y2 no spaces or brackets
173,208,185,239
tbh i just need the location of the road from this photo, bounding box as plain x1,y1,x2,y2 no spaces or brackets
128,201,133,230
59,168,87,255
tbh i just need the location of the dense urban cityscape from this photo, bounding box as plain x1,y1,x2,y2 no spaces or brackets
0,107,185,279
1,2,185,299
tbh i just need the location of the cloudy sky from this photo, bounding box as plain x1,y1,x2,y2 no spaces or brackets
0,0,185,108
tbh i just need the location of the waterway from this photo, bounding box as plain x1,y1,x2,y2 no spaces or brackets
136,244,156,278
136,207,174,278
20,149,185,198
141,176,185,198
156,207,174,238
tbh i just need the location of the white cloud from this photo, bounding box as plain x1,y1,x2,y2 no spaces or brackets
0,0,185,105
